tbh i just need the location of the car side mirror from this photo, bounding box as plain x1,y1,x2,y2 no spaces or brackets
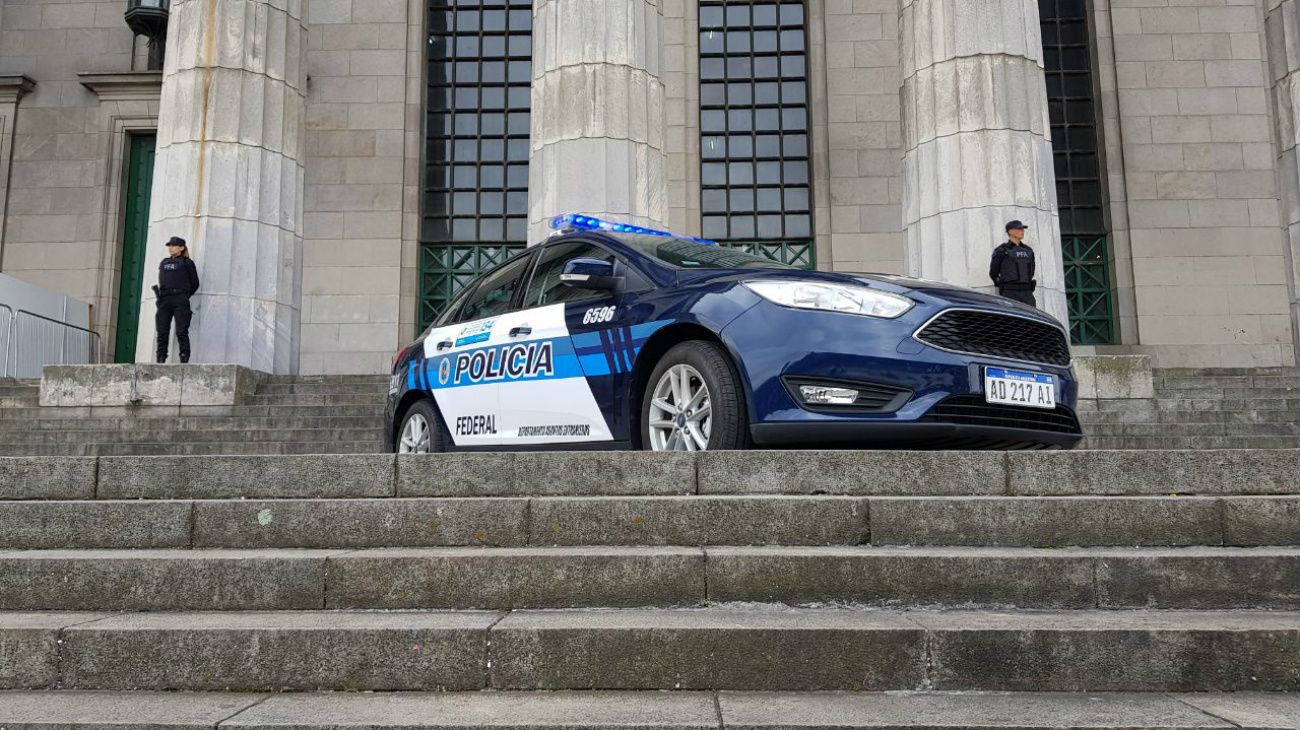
560,258,618,291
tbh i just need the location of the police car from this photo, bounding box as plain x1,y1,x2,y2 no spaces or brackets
386,214,1082,452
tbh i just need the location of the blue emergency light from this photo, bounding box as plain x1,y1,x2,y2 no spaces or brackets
549,213,719,245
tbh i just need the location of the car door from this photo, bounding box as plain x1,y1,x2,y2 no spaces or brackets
492,240,643,446
420,251,535,447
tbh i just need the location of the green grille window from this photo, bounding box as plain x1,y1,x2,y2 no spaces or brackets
718,240,814,269
420,0,531,330
699,0,815,270
1041,0,1115,344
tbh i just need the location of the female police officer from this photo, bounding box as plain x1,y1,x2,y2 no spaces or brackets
153,236,200,363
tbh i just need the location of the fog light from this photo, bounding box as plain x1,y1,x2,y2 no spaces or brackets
799,385,859,406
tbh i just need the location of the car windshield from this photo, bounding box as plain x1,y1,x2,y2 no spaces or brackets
620,235,796,270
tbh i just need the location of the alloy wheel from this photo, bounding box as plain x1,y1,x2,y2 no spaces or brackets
398,412,432,453
647,364,712,451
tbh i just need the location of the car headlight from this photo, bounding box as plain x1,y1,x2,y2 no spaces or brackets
742,280,914,319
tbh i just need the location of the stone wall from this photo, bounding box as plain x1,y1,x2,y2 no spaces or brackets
0,1,143,353
663,0,701,236
1104,0,1296,367
299,0,417,374
817,0,904,274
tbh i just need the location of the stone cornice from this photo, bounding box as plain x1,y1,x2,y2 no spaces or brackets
0,75,36,105
78,71,163,102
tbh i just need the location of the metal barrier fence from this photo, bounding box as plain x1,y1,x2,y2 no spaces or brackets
0,305,101,378
0,305,12,377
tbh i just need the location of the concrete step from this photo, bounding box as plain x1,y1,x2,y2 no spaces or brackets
1088,396,1300,412
2,494,1297,550
1159,386,1300,399
1,546,1297,611
254,382,390,396
261,374,390,385
7,450,1300,501
0,404,387,420
0,396,38,408
0,415,384,431
0,690,1294,729
1157,366,1300,377
1081,425,1300,440
1156,375,1300,389
0,496,872,549
243,393,386,406
0,441,384,457
1080,408,1300,425
1079,423,1239,437
1080,436,1300,450
1085,426,1300,440
0,427,383,445
3,608,1298,692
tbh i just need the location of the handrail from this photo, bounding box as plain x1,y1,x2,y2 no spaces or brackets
2,307,101,378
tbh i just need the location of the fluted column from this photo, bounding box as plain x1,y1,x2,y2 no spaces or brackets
527,0,667,243
900,0,1067,324
135,0,306,373
1265,0,1300,364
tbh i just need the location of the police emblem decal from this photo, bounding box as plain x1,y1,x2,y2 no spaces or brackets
438,358,451,385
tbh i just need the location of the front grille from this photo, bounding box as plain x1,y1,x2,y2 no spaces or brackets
921,395,1082,435
915,310,1071,366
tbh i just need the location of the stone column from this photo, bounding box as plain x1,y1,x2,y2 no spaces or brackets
527,0,668,243
1266,0,1300,365
900,0,1068,325
135,0,306,373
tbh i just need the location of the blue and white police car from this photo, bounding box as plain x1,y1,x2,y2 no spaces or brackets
386,214,1082,452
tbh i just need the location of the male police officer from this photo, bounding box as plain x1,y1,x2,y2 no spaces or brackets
152,236,200,363
989,220,1037,307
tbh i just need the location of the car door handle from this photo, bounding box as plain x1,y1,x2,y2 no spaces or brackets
509,326,532,337
436,340,453,351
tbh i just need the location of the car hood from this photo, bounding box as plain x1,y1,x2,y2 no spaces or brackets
675,268,1051,320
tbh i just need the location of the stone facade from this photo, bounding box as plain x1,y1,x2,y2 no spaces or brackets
818,0,905,276
298,0,418,375
0,0,1297,373
1099,0,1295,367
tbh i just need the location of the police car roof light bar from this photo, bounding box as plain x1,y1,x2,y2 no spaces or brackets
549,213,719,246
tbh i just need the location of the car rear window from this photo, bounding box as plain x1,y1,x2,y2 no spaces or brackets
620,236,795,270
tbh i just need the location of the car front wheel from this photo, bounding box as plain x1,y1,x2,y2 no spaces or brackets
641,340,749,451
396,399,446,454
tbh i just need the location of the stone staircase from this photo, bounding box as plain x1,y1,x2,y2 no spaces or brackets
1080,367,1300,449
0,375,387,456
0,449,1297,727
3,365,1299,456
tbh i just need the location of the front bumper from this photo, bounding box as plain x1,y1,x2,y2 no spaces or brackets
721,300,1082,450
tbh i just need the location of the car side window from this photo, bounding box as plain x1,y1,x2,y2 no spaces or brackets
430,283,476,332
457,253,533,323
523,242,619,308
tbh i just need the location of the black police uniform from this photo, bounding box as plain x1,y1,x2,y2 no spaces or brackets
155,255,200,363
989,240,1037,307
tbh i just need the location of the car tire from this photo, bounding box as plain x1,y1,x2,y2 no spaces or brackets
395,399,447,454
641,340,750,451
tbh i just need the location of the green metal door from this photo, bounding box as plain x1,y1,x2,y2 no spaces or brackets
115,134,156,363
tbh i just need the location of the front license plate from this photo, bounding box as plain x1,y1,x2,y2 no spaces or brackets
984,367,1057,410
